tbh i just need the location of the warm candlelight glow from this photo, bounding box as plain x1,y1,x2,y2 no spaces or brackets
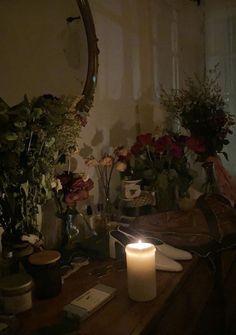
125,242,156,302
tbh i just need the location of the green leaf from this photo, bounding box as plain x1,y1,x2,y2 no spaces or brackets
14,121,27,128
21,181,29,197
4,132,18,141
32,107,43,119
41,174,46,189
45,137,55,148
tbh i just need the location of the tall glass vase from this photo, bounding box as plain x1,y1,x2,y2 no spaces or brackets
98,175,115,228
99,191,115,232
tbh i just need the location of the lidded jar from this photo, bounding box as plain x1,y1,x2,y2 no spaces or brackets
28,250,62,299
0,273,32,314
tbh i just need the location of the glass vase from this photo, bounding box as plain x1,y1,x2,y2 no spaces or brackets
104,196,114,221
99,195,116,232
61,208,80,249
154,182,177,212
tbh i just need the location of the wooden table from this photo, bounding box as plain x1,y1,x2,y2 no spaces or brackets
13,196,236,334
15,253,213,335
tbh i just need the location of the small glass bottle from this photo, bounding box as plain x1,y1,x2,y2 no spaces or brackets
62,207,80,249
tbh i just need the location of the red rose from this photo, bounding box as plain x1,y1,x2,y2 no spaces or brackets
186,136,206,153
154,135,173,152
136,133,153,146
170,143,184,158
131,142,142,155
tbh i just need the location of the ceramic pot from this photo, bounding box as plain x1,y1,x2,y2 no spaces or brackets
122,180,142,199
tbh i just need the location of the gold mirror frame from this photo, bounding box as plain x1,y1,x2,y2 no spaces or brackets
76,0,99,115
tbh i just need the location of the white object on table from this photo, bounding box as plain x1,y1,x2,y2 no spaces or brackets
125,241,156,302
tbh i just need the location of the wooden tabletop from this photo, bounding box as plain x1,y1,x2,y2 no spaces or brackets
15,253,212,335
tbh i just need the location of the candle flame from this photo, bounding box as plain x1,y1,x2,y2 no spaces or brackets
138,240,143,249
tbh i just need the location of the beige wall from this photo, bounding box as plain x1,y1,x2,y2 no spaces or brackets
79,0,205,200
0,0,205,203
0,0,88,103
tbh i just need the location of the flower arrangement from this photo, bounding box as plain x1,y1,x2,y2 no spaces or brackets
51,172,94,248
0,94,87,242
126,132,199,198
85,148,129,216
53,172,94,217
160,70,235,161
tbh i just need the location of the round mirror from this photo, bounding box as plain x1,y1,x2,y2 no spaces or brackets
0,0,98,114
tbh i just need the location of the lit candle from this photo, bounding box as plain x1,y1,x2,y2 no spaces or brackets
125,241,156,302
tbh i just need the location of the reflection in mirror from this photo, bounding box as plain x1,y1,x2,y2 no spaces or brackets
0,0,98,114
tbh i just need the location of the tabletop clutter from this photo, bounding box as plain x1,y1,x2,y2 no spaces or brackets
0,252,60,320
1,200,219,334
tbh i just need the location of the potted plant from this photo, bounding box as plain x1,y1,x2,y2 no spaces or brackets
160,69,235,194
0,94,86,258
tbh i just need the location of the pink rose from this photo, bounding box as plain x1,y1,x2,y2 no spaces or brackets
99,156,113,166
70,177,94,193
115,161,127,172
70,178,85,192
83,178,94,191
114,146,129,157
65,190,89,206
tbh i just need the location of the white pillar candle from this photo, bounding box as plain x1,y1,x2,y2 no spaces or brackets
125,241,156,302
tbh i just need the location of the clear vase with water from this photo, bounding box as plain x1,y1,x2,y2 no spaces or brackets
62,207,80,249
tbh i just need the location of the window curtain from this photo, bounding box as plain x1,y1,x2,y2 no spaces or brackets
205,0,236,175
